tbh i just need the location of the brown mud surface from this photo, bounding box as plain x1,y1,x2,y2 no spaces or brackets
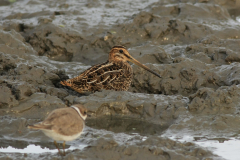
1,0,240,159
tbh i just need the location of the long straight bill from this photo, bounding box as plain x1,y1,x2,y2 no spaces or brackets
128,57,161,78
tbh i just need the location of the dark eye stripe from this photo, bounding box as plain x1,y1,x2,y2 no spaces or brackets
123,53,130,59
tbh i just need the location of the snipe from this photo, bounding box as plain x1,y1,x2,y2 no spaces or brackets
60,46,161,93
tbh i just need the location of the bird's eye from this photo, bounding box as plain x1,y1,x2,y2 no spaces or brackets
119,49,123,53
84,111,87,115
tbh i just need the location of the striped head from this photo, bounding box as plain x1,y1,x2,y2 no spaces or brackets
108,45,161,78
71,104,88,120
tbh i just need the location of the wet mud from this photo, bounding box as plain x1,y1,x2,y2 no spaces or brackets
1,0,240,159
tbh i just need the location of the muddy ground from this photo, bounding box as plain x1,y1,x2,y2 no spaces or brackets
1,0,240,159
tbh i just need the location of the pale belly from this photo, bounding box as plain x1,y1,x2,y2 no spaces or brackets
42,129,82,141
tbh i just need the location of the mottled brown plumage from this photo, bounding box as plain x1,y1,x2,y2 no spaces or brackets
60,46,161,93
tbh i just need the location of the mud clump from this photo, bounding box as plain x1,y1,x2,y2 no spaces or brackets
22,23,110,64
73,136,217,160
64,90,188,126
0,30,69,113
24,23,75,62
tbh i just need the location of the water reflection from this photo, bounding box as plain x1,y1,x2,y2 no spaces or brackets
86,116,169,136
0,144,86,154
171,135,240,160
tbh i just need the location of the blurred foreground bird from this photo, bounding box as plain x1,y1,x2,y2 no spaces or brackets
60,45,161,94
28,104,87,156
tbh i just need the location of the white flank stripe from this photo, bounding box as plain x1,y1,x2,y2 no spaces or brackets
87,79,97,84
101,69,122,75
97,76,110,84
88,62,113,75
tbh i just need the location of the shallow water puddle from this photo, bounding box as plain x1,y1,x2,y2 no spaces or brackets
0,144,87,154
86,116,169,136
196,138,240,160
172,136,240,160
236,16,240,23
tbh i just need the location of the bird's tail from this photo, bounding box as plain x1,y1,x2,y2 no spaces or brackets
27,124,43,130
28,125,38,129
60,80,71,87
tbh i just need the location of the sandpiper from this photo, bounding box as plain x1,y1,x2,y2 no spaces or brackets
60,45,161,93
28,104,87,156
